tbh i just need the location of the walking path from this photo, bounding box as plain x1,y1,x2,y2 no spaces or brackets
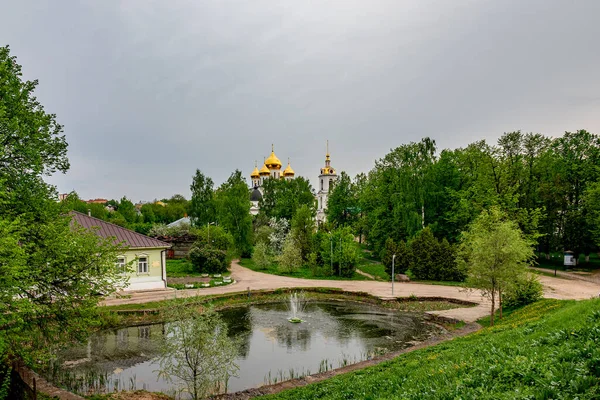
102,260,600,322
531,266,600,285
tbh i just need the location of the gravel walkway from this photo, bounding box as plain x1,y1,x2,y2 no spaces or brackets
102,260,600,322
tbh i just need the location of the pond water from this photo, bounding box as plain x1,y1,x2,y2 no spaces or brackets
55,301,444,396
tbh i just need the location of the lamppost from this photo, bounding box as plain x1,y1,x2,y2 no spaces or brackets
392,254,396,296
329,233,333,274
339,237,342,276
207,221,216,244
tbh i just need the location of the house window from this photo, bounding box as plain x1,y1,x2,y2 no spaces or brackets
116,256,126,274
138,256,149,274
138,326,150,339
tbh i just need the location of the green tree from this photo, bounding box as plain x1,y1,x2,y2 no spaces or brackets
291,204,316,261
188,246,228,274
457,207,536,326
259,177,315,220
381,238,412,278
215,170,253,256
117,196,137,223
278,236,303,274
326,171,358,228
584,181,600,246
195,224,234,253
320,227,360,277
156,301,239,400
252,242,271,270
0,46,125,376
140,203,156,223
190,169,216,226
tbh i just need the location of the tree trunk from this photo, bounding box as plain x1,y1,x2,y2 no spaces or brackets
498,289,503,319
490,290,495,327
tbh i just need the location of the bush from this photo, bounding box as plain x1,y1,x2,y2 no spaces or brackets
504,273,543,308
252,242,271,270
382,238,412,278
410,228,464,282
320,227,360,278
189,246,228,274
277,237,303,274
195,225,234,252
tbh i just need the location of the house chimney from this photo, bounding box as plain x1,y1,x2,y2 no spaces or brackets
87,209,91,217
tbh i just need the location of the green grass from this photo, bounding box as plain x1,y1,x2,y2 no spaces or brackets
265,298,600,399
357,260,389,280
239,258,369,281
535,252,600,272
165,259,201,277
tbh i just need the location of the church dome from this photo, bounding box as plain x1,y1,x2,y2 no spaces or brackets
259,163,270,175
250,188,263,202
265,145,282,169
283,160,295,176
250,164,260,178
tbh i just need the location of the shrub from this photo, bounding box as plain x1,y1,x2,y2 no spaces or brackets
277,237,302,274
382,238,412,278
268,217,289,255
252,242,271,270
410,228,464,281
189,246,228,274
254,225,273,246
195,225,234,252
320,227,360,278
504,273,543,308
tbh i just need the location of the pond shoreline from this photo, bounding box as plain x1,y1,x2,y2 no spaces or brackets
211,320,481,400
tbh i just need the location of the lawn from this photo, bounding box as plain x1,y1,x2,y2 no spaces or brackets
535,251,600,272
165,258,201,277
238,258,369,281
265,298,600,399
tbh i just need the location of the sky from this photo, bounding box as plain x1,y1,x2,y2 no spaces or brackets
2,0,600,202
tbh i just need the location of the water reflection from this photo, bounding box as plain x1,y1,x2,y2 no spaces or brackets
56,301,443,396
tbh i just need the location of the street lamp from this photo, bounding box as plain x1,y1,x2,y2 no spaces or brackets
339,237,342,276
207,221,216,244
392,254,396,296
329,233,333,274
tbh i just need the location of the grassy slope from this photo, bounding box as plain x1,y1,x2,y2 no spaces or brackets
266,299,600,400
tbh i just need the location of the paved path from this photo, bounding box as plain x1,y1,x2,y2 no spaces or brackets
102,260,600,322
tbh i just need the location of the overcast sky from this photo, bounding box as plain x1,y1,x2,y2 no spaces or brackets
2,0,599,202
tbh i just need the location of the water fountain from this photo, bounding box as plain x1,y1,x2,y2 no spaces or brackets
287,292,306,323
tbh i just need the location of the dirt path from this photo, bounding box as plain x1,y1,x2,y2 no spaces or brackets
102,260,600,322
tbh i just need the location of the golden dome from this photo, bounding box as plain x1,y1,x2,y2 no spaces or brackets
283,159,295,176
259,163,270,175
250,163,260,178
265,144,282,169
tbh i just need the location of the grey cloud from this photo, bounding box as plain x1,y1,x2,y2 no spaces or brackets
1,0,599,200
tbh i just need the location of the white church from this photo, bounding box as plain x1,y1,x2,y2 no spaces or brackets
248,143,337,223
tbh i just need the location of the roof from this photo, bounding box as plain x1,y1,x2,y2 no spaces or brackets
167,216,191,228
250,188,263,201
70,211,171,249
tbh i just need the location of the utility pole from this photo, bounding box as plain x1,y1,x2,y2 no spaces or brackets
392,254,396,296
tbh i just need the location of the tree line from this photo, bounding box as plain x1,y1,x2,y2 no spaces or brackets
326,132,600,263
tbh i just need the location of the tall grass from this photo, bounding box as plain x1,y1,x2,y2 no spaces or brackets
265,299,600,399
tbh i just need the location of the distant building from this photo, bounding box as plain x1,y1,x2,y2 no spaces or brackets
87,198,108,204
248,143,337,222
316,142,337,224
248,145,296,216
58,193,70,201
167,216,191,228
70,211,171,291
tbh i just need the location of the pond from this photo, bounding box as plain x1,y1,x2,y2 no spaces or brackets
54,301,444,397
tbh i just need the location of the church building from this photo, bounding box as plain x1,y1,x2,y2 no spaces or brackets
249,143,337,223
